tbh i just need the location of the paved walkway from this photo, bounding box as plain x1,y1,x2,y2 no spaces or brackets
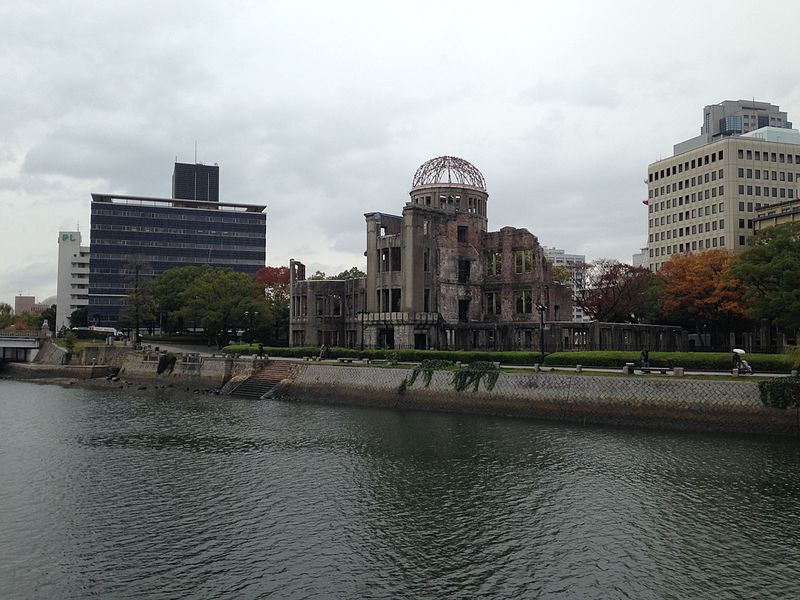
130,342,789,378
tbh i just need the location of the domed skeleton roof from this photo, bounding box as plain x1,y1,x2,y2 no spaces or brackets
411,155,486,191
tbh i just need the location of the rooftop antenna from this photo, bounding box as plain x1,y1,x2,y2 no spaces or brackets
195,141,198,164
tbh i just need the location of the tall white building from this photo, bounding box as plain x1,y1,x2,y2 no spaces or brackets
674,100,791,154
56,231,90,331
647,114,800,273
542,247,588,321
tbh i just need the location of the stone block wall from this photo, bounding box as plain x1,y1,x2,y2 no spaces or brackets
284,364,798,437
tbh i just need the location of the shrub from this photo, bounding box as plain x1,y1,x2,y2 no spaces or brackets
452,361,500,392
543,351,796,373
758,377,800,409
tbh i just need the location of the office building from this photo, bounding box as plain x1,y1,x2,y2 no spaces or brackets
56,230,91,330
172,162,220,202
15,295,50,315
675,100,791,154
753,197,800,232
542,246,588,321
88,192,266,327
646,118,800,272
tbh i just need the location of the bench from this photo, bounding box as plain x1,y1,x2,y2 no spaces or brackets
641,367,668,375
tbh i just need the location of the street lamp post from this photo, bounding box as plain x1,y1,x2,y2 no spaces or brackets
536,302,548,363
358,310,370,351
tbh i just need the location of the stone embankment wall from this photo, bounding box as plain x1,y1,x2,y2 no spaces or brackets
118,354,255,387
283,364,798,437
32,340,67,364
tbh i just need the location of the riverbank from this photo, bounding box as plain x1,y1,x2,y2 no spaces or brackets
280,363,799,437
5,352,798,437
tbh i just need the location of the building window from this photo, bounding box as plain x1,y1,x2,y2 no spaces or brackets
515,249,533,274
423,248,430,272
457,225,468,242
740,235,746,246
424,288,430,312
515,290,532,314
486,292,501,315
486,251,502,276
458,259,471,283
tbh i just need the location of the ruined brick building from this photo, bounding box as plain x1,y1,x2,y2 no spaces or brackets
289,156,575,351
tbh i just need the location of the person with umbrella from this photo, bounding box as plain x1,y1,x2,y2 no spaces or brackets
732,348,752,374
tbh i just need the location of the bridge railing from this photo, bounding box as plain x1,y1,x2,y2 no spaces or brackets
0,330,41,338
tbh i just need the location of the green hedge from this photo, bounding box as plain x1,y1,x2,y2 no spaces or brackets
222,345,548,365
543,351,798,373
142,334,209,344
222,345,800,373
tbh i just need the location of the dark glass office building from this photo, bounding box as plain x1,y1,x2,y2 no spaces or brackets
172,162,220,201
88,193,266,327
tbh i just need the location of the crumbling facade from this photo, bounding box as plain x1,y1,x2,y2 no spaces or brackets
290,156,576,351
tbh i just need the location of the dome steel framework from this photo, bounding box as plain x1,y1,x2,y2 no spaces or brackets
411,156,486,191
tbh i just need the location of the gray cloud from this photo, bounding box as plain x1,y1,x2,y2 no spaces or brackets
2,1,800,305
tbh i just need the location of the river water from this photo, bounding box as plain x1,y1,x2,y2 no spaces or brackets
1,380,799,599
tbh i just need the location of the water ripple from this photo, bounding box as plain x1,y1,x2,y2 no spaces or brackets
2,380,800,599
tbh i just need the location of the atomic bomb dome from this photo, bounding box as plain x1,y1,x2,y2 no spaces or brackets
411,155,486,191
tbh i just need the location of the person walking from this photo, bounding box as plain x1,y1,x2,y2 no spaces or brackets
640,348,650,369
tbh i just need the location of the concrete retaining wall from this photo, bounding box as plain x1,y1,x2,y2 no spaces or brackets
118,354,254,387
283,364,799,437
3,363,114,380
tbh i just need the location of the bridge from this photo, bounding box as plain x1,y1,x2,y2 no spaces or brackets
0,330,45,363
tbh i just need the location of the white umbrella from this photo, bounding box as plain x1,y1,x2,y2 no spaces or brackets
733,348,746,354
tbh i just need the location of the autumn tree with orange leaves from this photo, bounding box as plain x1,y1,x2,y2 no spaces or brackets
658,250,749,347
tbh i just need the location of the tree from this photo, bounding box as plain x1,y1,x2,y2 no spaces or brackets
69,307,89,328
659,250,748,346
307,267,366,281
331,266,366,280
255,266,290,287
255,266,291,346
577,260,657,323
0,302,14,329
177,268,263,348
40,304,56,331
256,266,291,302
63,330,77,362
732,222,800,330
119,258,155,344
13,312,42,330
151,266,207,333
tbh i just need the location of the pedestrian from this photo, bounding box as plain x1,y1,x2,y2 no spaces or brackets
640,348,650,369
732,351,741,371
258,343,264,358
319,344,327,360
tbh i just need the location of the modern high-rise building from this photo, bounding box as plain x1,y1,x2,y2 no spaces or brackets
674,100,792,154
88,163,265,327
172,162,220,202
542,247,588,321
56,230,90,330
646,123,800,272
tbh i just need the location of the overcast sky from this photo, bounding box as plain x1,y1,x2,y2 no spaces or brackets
2,0,799,307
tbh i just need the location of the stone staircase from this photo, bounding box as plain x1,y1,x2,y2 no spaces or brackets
229,360,295,399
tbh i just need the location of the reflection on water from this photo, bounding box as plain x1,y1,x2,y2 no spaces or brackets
1,379,799,599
